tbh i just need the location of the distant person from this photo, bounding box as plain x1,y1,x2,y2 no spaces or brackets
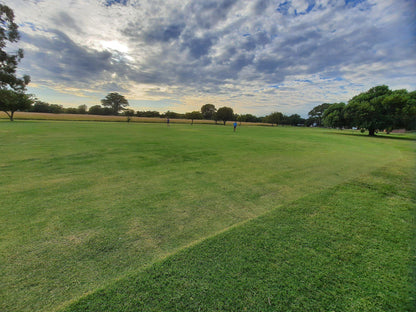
233,121,237,132
167,117,170,127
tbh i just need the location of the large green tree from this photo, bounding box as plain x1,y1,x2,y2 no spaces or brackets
381,89,416,131
265,112,283,126
341,85,416,135
286,114,305,126
216,106,234,125
101,92,129,115
184,111,203,125
345,85,392,136
308,103,331,126
322,102,346,129
0,89,32,121
0,4,32,121
201,103,216,119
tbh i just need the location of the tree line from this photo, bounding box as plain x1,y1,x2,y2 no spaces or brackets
315,86,416,135
12,92,307,126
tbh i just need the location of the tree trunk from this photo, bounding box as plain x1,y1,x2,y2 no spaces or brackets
368,128,376,136
4,110,14,121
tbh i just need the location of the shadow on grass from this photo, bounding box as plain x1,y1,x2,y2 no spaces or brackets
329,130,416,141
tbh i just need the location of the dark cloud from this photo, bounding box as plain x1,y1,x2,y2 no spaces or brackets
124,22,185,43
230,53,254,72
254,56,284,74
21,30,128,86
253,0,271,15
145,23,185,42
51,12,83,34
187,0,238,29
98,82,129,93
182,34,216,59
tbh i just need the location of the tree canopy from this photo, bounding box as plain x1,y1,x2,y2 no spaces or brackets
265,112,283,126
101,92,129,115
216,106,234,125
184,111,203,124
201,104,216,119
0,4,32,121
308,103,331,126
0,89,32,121
322,102,346,129
321,86,416,135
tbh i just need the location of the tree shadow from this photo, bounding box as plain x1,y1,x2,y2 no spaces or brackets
329,130,416,141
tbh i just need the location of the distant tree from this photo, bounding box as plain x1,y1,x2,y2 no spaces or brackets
322,103,346,128
124,109,135,122
65,107,79,114
286,114,305,126
29,101,63,113
0,89,32,121
265,112,283,126
236,114,243,125
184,111,203,125
88,105,104,115
78,104,87,114
0,4,31,121
101,92,129,115
201,104,216,119
242,114,260,123
164,111,183,119
308,103,331,126
237,114,261,125
124,109,135,116
49,104,64,114
31,100,50,112
216,106,234,125
212,112,219,124
136,110,160,117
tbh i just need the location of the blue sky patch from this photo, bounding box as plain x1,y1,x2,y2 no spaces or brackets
105,0,128,7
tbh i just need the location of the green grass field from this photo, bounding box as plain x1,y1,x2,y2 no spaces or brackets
0,120,414,311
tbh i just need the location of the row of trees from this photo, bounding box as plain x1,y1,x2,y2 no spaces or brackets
28,101,88,114
17,87,415,134
198,103,305,126
319,86,416,135
17,93,306,126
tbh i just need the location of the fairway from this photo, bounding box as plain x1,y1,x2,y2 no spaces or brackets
0,121,414,311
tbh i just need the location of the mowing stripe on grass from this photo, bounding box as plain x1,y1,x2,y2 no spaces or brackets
63,156,415,312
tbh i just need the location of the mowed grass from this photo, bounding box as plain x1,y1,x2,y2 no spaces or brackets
0,120,414,311
66,154,415,312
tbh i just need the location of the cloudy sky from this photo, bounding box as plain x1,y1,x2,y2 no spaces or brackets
4,0,416,116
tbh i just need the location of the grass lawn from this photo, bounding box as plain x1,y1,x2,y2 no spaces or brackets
0,120,414,311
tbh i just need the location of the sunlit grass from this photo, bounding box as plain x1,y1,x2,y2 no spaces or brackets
66,156,415,311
